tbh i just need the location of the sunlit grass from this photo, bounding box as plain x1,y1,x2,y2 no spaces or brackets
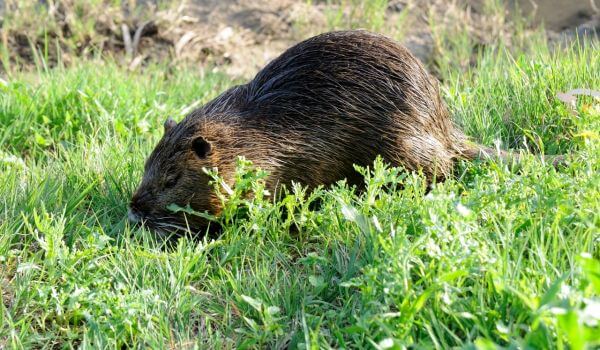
1,34,599,350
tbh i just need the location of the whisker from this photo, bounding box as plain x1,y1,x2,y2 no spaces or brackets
157,222,191,232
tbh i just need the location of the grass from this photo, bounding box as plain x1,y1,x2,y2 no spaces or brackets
321,0,391,32
1,12,600,350
0,0,181,72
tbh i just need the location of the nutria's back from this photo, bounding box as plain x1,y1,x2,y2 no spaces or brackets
129,30,472,233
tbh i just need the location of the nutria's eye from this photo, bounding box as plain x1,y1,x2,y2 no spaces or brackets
192,137,212,159
164,174,181,188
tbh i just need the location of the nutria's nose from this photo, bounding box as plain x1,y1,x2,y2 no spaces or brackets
127,207,141,223
129,191,152,222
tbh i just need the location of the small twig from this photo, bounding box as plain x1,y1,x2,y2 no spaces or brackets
175,31,196,58
132,21,150,56
122,24,133,57
528,0,538,17
128,55,145,71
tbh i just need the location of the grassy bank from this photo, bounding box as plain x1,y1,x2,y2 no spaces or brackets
1,28,599,350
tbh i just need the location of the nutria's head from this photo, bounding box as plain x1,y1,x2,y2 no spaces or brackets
129,117,221,235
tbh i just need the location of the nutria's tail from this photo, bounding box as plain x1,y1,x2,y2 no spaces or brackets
460,143,566,168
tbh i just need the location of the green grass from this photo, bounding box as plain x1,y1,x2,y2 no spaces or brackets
1,36,599,349
321,0,390,32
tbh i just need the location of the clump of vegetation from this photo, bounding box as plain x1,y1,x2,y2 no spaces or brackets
1,0,138,70
319,0,391,32
0,0,233,72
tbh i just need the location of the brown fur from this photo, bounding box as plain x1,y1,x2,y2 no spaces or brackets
129,30,501,233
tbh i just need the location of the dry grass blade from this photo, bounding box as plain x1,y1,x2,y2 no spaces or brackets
557,88,600,105
122,24,133,57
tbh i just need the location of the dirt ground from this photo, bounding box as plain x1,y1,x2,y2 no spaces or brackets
0,0,598,77
510,0,598,31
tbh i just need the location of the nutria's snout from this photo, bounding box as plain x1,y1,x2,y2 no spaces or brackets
127,192,150,222
128,187,206,235
128,190,152,224
127,207,142,224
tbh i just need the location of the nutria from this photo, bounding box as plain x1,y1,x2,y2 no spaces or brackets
128,30,559,234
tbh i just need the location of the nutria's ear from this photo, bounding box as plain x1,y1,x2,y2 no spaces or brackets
192,136,212,159
164,117,177,133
